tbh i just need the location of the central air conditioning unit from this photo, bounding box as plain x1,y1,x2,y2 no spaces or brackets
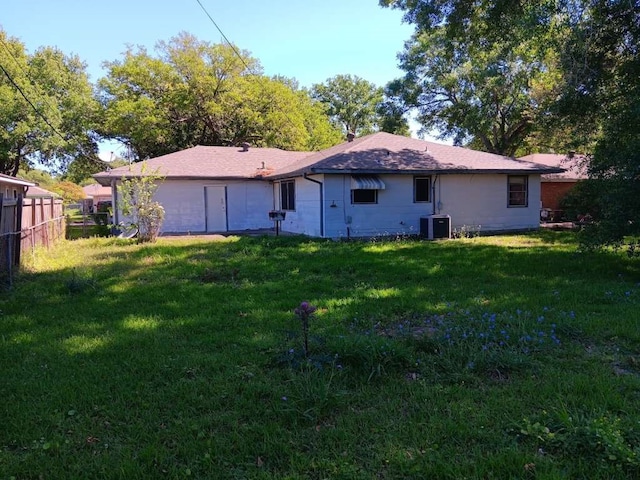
420,214,451,240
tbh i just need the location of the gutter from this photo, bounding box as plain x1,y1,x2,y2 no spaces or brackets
432,175,439,215
111,178,119,227
303,174,324,237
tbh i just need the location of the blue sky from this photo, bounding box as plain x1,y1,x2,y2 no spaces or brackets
2,0,413,88
2,0,433,157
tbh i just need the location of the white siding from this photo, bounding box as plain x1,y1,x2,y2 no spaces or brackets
324,174,432,238
154,181,207,232
438,174,541,233
275,176,323,237
321,173,541,239
226,181,274,231
115,179,274,234
113,173,541,237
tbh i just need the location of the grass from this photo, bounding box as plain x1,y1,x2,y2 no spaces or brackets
1,231,640,479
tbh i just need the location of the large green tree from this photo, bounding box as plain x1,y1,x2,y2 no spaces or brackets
0,30,100,176
98,32,342,160
311,74,410,137
381,1,564,155
382,0,640,243
559,1,640,244
389,31,562,155
311,74,384,136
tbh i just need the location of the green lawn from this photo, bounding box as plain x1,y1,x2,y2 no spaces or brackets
2,232,640,479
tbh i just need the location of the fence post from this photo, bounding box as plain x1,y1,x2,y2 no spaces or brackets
0,194,4,282
14,194,23,266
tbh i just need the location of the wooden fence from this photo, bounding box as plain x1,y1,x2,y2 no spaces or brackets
0,194,65,286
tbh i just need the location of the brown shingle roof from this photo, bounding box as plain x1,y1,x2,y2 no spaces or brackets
26,185,60,198
269,132,564,178
93,145,310,185
83,183,113,197
93,134,565,186
519,153,587,181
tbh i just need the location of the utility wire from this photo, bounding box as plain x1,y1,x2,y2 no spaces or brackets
0,36,67,139
194,0,255,74
194,0,302,139
0,36,101,164
0,62,67,142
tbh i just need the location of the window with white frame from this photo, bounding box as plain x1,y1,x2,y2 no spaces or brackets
508,175,528,207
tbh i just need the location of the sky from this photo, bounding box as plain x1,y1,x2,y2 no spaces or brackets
2,0,414,90
1,0,430,157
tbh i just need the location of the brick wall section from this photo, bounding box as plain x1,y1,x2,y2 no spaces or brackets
541,182,576,210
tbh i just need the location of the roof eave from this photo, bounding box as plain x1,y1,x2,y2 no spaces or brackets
93,174,268,183
0,177,36,187
272,167,564,176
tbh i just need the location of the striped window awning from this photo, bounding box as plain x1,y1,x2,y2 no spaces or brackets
351,175,386,190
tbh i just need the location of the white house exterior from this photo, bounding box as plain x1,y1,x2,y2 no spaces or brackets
93,145,309,235
152,179,276,233
268,172,543,239
268,133,556,238
94,133,561,239
0,174,35,199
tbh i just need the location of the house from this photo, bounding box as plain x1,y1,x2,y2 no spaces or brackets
83,183,112,204
0,174,35,200
82,183,113,211
94,132,563,239
25,185,60,199
93,145,310,233
519,153,587,221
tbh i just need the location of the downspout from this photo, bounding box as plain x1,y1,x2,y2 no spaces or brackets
432,175,439,215
303,174,324,237
111,178,119,227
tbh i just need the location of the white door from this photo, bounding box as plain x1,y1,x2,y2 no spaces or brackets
205,186,227,232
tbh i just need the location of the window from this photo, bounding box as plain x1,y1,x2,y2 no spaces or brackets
414,176,431,202
280,180,295,211
508,175,528,207
351,189,377,204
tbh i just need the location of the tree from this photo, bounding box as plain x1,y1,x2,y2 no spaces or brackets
50,180,86,204
0,29,100,176
382,0,640,244
63,156,110,185
558,1,640,244
376,98,412,137
98,32,342,161
17,167,55,187
117,165,165,243
311,74,385,136
381,3,563,155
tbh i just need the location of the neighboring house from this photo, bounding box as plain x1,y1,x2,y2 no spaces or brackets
25,185,60,199
519,153,587,221
83,183,112,203
82,183,113,210
0,174,35,199
94,132,562,239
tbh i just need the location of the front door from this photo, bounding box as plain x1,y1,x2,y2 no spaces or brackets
205,186,227,232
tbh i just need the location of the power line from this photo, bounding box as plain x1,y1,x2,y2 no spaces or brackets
194,0,302,142
194,0,255,75
0,36,67,139
0,62,67,142
0,36,101,166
